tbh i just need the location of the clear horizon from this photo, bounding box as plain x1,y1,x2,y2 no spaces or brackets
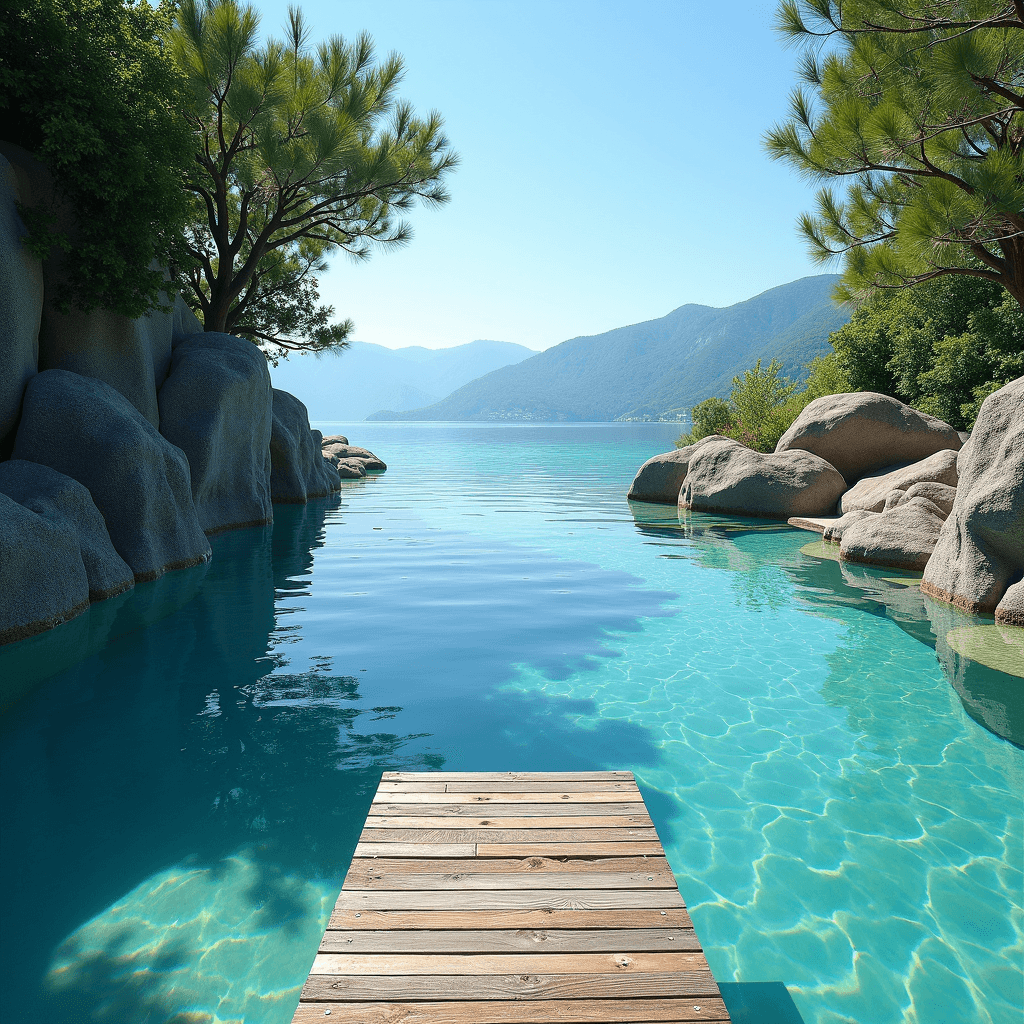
253,0,824,352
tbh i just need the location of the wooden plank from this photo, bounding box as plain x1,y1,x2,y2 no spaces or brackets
353,841,665,859
292,998,730,1022
377,781,639,793
328,908,695,930
300,971,720,1001
319,928,700,953
372,791,644,804
363,814,654,829
343,856,671,875
342,870,677,892
310,952,710,976
360,827,659,843
331,889,686,910
369,802,647,817
381,771,635,781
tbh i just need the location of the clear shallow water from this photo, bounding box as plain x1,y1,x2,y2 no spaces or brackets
0,422,1020,1024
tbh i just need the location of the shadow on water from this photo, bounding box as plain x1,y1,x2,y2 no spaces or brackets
628,501,1024,749
720,982,807,1024
1,495,675,1023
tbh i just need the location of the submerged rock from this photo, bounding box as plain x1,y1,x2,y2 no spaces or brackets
776,391,961,483
12,370,211,580
270,390,341,503
159,331,274,534
922,377,1024,617
840,496,948,571
0,460,133,601
839,450,959,514
0,492,89,644
679,438,847,519
627,436,727,504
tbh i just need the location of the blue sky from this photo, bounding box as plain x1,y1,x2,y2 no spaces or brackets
255,0,822,350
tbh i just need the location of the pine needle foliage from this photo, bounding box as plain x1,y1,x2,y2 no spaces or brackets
765,2,1024,307
167,0,458,358
0,0,195,317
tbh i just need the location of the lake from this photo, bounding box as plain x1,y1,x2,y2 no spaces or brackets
0,422,1020,1024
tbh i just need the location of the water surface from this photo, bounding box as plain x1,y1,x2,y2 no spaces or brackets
1,422,1020,1024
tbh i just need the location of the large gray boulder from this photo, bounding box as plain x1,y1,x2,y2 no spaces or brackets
321,438,387,474
0,142,174,428
0,460,133,601
922,378,1024,616
898,481,957,517
776,391,961,483
12,370,211,580
627,436,727,504
0,493,89,645
996,581,1024,628
0,153,42,448
171,294,204,345
839,496,947,571
839,449,959,514
270,389,341,503
158,331,274,534
679,438,848,519
823,508,877,544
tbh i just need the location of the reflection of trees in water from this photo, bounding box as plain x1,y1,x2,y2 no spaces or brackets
784,553,1023,748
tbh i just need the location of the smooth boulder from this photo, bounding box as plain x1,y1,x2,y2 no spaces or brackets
0,493,89,644
0,142,174,428
321,438,387,473
12,370,211,580
0,460,133,601
922,378,1024,616
627,436,726,504
270,390,341,503
776,391,961,483
898,481,957,517
840,497,947,571
823,508,877,544
679,438,848,519
158,331,274,534
996,581,1024,628
0,153,42,447
839,449,959,514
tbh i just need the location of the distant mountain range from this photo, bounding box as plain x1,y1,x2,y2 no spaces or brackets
269,339,536,421
368,275,849,422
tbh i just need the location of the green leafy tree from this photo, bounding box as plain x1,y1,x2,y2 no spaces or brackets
802,351,850,400
676,396,734,446
828,273,1024,427
729,358,799,450
0,0,194,317
167,0,457,357
766,1,1024,307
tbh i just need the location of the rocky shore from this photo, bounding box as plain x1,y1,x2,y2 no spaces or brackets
628,386,1024,627
0,146,385,646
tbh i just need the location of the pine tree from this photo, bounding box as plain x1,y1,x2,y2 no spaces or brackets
167,0,457,357
765,2,1024,307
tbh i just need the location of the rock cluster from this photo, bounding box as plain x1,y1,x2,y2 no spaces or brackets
628,384,1023,625
0,147,385,646
321,434,389,478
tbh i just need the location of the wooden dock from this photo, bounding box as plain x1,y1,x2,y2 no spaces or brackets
291,770,731,1023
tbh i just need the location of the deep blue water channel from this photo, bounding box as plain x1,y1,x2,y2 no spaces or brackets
0,422,1021,1024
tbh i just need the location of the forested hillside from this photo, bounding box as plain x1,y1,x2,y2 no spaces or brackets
369,275,846,421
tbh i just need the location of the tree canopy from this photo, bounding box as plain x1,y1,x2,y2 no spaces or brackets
167,0,458,358
0,0,194,317
765,1,1024,307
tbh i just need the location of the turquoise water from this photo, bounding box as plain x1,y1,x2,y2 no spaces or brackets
0,422,1021,1024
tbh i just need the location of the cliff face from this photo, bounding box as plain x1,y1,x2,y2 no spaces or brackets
0,147,342,646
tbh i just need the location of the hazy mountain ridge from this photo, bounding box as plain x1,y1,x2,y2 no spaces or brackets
368,275,847,422
269,339,536,421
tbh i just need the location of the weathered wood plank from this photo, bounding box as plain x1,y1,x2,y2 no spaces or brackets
344,856,671,876
327,908,695,930
354,843,479,858
331,889,686,910
475,841,665,857
381,772,635,782
377,781,639,793
343,871,676,892
311,952,710,976
319,928,700,953
300,971,720,1001
359,827,659,843
364,814,654,829
369,802,647,817
292,998,730,1023
372,791,644,805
